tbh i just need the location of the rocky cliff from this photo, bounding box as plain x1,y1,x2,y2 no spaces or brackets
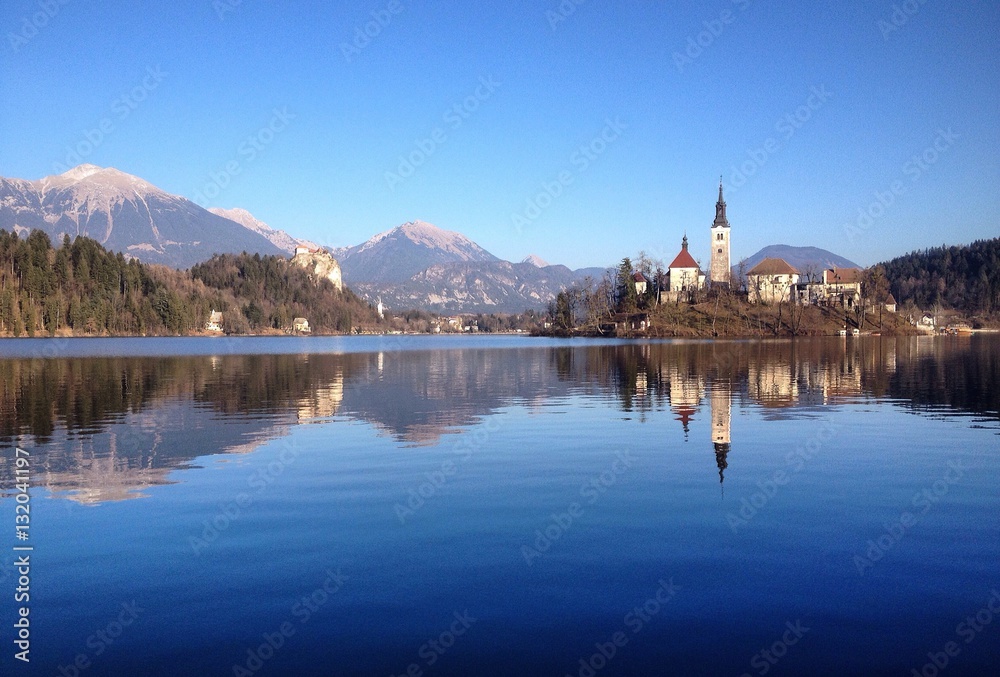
291,249,343,291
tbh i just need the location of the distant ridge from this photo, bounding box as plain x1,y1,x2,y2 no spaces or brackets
0,162,607,312
208,207,317,255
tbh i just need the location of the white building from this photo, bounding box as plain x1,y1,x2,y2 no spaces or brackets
632,272,649,295
747,258,800,304
205,310,223,332
660,235,706,303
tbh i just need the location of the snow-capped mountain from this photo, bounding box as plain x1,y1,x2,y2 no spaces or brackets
521,254,550,268
207,207,317,255
332,220,500,284
0,164,282,268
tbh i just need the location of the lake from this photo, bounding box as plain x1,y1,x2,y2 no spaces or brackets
0,335,998,676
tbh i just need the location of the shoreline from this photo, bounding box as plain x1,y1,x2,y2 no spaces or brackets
2,330,993,343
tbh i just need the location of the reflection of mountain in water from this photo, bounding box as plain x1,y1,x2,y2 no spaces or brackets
29,402,291,503
339,348,562,445
0,336,996,503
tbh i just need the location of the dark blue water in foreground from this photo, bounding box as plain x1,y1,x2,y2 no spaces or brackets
0,335,998,676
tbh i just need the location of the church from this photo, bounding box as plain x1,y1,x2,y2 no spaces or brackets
659,182,732,303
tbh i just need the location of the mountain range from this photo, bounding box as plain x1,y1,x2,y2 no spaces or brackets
0,164,859,312
0,165,610,312
330,220,606,312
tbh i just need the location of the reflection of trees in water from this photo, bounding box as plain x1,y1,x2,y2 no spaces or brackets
0,337,995,502
2,339,995,446
0,355,346,444
886,337,999,419
0,358,190,442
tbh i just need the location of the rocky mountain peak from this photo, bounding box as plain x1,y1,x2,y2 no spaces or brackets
336,219,499,284
44,164,161,197
59,164,105,181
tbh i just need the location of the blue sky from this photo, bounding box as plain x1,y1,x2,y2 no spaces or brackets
1,0,998,269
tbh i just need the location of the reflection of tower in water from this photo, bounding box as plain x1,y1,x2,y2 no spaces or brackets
668,365,704,441
711,383,731,487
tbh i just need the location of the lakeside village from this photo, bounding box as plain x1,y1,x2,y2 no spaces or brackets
540,183,977,339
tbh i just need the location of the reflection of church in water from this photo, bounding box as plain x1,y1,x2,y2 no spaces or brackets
667,366,731,487
660,340,899,489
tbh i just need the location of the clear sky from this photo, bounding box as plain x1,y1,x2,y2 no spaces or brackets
2,0,998,269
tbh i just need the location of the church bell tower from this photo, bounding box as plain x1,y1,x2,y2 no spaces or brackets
709,180,731,287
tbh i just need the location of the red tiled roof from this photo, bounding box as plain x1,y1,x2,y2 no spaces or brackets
669,248,700,270
748,258,799,276
632,272,648,282
825,267,863,284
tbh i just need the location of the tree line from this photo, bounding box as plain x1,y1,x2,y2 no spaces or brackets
879,237,1000,314
548,257,656,333
0,230,378,336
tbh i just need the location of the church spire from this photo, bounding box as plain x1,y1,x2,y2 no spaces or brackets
682,232,688,251
713,178,729,228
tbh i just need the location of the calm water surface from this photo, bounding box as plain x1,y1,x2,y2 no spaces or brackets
0,335,998,676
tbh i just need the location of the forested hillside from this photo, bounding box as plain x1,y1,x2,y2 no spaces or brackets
880,238,1000,313
0,230,377,336
191,253,369,333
